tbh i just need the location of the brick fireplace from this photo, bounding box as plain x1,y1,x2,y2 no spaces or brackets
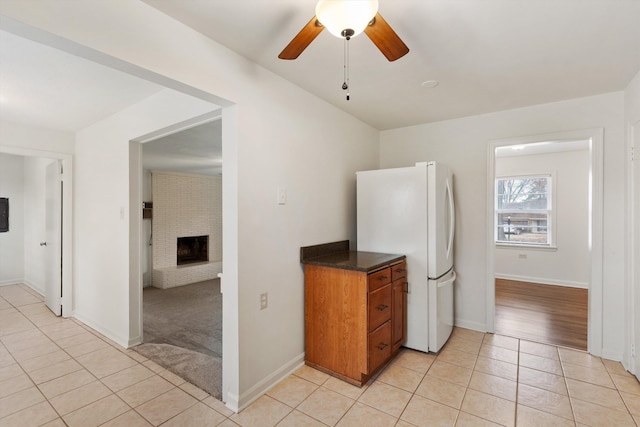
151,172,222,289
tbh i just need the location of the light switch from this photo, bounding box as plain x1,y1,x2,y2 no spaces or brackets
277,187,287,205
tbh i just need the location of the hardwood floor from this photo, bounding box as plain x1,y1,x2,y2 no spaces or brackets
495,278,588,350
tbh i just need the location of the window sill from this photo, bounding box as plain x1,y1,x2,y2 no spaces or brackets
496,242,557,251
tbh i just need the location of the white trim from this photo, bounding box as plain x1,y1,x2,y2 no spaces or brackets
0,279,25,286
602,348,625,363
236,353,305,412
23,279,45,296
0,145,73,318
73,312,130,349
454,318,486,333
627,119,640,376
495,274,588,289
496,243,557,250
487,128,604,356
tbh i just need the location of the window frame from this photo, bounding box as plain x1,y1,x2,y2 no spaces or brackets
494,173,556,248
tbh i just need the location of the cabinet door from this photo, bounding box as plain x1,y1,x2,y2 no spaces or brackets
391,278,407,352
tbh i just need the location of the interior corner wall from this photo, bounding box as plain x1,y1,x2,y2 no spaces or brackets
494,149,590,288
0,153,25,285
380,92,627,358
23,156,55,294
73,89,218,347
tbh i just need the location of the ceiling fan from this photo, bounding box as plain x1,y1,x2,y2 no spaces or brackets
278,0,409,62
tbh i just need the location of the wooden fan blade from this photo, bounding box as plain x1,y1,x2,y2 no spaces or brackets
364,13,409,61
278,16,324,60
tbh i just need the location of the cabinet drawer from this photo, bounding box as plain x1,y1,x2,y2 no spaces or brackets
368,284,391,331
368,267,391,292
391,261,407,282
368,321,391,373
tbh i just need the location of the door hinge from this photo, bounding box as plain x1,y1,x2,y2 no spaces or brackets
631,146,635,162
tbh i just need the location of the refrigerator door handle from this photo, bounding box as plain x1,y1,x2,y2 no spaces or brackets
437,271,456,288
445,178,455,259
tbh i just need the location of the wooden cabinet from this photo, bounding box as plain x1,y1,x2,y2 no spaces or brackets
303,258,406,387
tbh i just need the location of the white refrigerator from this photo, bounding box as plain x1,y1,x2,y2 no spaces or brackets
357,162,456,353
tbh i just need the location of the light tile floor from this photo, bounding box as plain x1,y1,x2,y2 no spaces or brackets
1,283,639,426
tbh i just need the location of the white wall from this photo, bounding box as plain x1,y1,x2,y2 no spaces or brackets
624,69,640,377
0,1,379,410
380,92,627,359
73,89,218,346
0,153,25,285
23,156,55,294
0,121,75,155
495,149,590,288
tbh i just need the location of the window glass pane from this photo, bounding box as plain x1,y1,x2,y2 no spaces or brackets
496,177,549,210
496,175,551,245
496,212,549,244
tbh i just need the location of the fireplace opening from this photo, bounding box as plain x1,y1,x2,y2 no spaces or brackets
177,235,209,265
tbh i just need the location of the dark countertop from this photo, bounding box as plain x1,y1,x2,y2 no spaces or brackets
300,241,404,272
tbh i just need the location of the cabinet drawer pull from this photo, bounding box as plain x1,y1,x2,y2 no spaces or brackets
378,275,389,281
394,268,406,273
377,343,388,350
377,304,389,312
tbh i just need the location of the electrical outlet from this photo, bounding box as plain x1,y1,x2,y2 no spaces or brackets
518,254,527,259
260,292,268,310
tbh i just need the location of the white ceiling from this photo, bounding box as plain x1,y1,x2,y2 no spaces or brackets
0,30,163,133
143,120,223,176
143,0,640,130
0,29,221,175
1,0,639,148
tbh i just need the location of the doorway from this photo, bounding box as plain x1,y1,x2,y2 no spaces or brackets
486,129,604,355
134,117,224,399
0,147,73,317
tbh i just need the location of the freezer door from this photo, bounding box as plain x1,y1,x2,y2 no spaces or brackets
427,163,455,278
428,270,456,352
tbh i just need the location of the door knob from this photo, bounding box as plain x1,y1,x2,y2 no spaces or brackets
40,242,47,246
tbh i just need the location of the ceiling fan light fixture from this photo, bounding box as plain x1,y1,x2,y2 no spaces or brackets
315,0,379,39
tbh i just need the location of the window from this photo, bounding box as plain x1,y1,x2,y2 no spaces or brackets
495,175,552,246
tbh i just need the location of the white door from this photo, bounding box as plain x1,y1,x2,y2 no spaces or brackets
427,162,455,278
44,160,62,316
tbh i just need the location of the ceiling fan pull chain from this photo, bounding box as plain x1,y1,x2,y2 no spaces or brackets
342,36,350,101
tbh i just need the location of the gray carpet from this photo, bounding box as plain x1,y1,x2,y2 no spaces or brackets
133,279,222,399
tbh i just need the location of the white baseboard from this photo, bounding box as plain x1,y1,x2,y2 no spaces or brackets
128,336,143,347
454,318,486,333
601,347,624,362
73,312,129,349
495,274,588,289
22,280,44,296
234,352,305,412
0,278,23,286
